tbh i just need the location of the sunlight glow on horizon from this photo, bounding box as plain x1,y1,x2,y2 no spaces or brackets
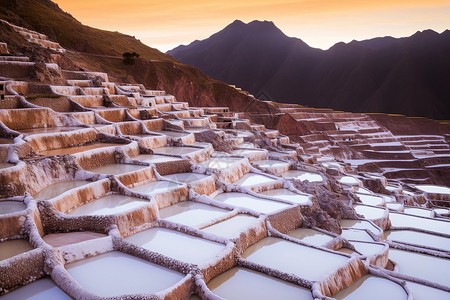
53,0,450,52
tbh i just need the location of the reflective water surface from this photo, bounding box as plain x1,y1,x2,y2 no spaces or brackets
0,278,71,300
33,181,89,200
201,214,258,239
286,228,334,246
208,267,313,300
333,275,407,300
0,200,26,214
66,251,184,297
242,237,348,281
159,201,229,227
0,239,33,261
69,194,148,216
125,227,225,265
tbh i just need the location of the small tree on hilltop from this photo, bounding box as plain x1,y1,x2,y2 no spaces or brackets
122,52,140,65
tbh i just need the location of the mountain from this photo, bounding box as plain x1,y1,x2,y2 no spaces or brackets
0,0,173,60
168,20,450,120
0,0,276,113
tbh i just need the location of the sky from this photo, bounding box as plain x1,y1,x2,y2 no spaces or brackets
53,0,450,52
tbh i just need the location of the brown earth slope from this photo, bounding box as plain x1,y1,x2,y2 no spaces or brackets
0,0,277,114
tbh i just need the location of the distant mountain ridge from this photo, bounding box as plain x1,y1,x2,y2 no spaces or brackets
168,20,450,120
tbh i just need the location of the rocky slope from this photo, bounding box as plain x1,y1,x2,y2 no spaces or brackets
169,20,450,120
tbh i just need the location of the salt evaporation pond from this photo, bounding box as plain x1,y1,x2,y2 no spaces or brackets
207,267,313,300
352,186,374,195
384,230,450,251
341,219,382,235
382,194,396,203
201,214,258,239
69,194,148,216
281,170,323,182
385,185,399,192
89,163,147,175
341,229,375,242
159,201,229,227
199,157,244,169
66,251,184,297
233,173,279,188
235,142,257,148
405,280,450,300
339,176,360,186
0,278,71,300
0,239,33,260
347,241,385,257
0,201,26,214
87,124,111,128
163,173,209,183
213,192,290,214
332,275,407,300
403,190,415,196
356,193,384,206
19,126,82,135
353,205,386,220
153,146,201,155
232,149,266,157
125,228,225,265
414,184,450,194
125,133,158,138
241,237,348,281
337,247,356,255
389,212,450,235
252,159,289,168
133,154,184,163
43,231,107,247
0,162,14,170
184,127,209,132
131,180,183,195
160,130,189,137
258,188,310,205
322,162,343,172
33,180,89,200
434,208,449,215
403,207,433,218
40,143,123,156
386,203,404,211
389,248,450,287
285,228,334,246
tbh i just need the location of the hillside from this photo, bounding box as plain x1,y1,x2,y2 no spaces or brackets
169,20,450,120
0,0,276,113
0,0,172,60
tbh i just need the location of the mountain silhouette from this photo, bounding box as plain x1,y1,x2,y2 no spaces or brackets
168,20,450,120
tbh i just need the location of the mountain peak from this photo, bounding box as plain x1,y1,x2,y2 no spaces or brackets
415,29,438,35
229,19,245,26
410,29,441,43
248,20,275,26
225,19,278,32
412,29,439,39
217,19,293,43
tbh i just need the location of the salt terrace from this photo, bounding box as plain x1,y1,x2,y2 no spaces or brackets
0,21,449,300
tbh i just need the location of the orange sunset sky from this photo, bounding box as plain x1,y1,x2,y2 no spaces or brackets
53,0,450,52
